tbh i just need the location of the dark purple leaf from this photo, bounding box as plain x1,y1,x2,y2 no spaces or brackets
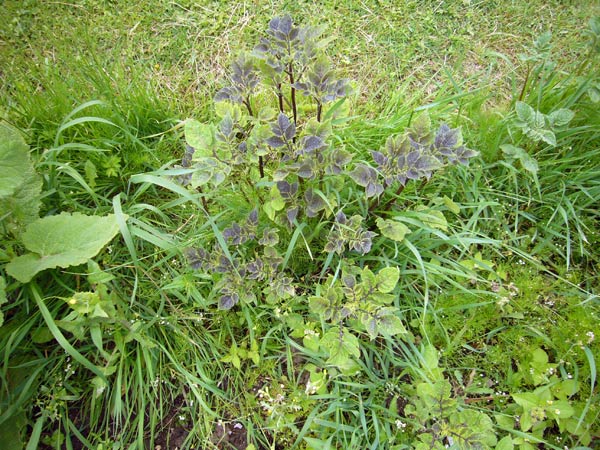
286,206,299,226
365,182,384,198
371,150,387,166
266,136,285,148
277,180,298,199
277,112,290,131
284,121,296,140
248,208,259,227
184,247,208,270
335,210,347,224
219,292,239,310
434,124,459,149
297,161,315,179
349,163,377,187
304,188,326,217
302,135,325,154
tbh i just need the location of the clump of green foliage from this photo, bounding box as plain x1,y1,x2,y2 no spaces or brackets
176,15,477,371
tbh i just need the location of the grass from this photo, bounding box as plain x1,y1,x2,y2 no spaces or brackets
1,1,600,449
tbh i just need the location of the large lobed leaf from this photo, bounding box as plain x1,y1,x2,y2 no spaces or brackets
6,212,125,283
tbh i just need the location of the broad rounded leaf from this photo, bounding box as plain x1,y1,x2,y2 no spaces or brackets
376,267,400,293
548,108,574,128
185,119,214,156
0,123,30,198
515,101,535,123
6,213,125,283
376,310,407,336
376,217,411,242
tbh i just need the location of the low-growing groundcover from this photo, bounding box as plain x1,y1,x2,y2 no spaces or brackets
1,8,599,450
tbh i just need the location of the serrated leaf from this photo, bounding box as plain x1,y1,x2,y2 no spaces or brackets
6,213,125,283
375,217,411,242
302,135,325,153
309,296,331,317
185,119,214,156
409,113,432,143
376,266,399,293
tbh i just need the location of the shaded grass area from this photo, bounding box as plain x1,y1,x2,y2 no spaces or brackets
0,1,599,449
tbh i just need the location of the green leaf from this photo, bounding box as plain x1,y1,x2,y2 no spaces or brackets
501,144,539,176
0,410,27,450
527,128,556,146
409,113,432,143
322,327,360,367
376,217,411,242
185,119,215,156
0,125,42,236
416,207,448,231
309,295,330,316
422,345,439,371
6,213,125,283
64,291,101,315
376,308,407,336
0,123,30,198
515,101,535,123
587,82,600,103
496,436,514,450
547,108,574,128
84,160,98,188
546,400,575,420
512,392,540,409
31,326,54,344
376,266,399,293
442,196,461,214
263,185,285,221
0,276,6,327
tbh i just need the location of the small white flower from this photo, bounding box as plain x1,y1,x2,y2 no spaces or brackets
395,419,406,430
586,331,595,344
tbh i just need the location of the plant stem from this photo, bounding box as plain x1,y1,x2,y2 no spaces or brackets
277,84,284,113
243,97,264,178
198,186,209,211
378,184,406,213
288,63,297,133
518,64,530,102
243,98,254,117
317,101,322,122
